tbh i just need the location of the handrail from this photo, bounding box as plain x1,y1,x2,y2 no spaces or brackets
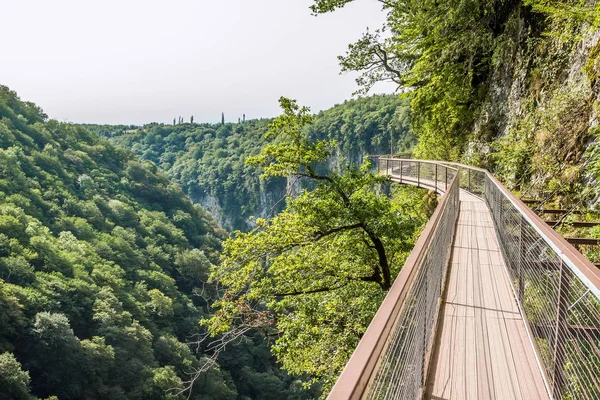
481,168,600,399
330,157,600,399
328,161,460,399
383,157,600,296
399,158,600,398
442,160,600,297
376,158,455,194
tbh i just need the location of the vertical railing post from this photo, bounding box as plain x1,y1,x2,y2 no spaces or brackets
400,160,403,183
420,268,428,393
435,163,438,193
517,215,525,305
445,167,448,192
468,169,472,193
417,162,421,187
498,184,503,228
377,157,381,174
552,260,571,399
386,158,389,176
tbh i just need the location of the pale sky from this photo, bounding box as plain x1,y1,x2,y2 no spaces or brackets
1,0,396,125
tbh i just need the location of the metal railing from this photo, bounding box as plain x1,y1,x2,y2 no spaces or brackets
329,157,600,400
446,161,600,399
377,158,457,194
328,161,460,399
483,168,600,399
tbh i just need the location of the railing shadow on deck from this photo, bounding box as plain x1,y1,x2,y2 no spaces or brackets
328,157,600,400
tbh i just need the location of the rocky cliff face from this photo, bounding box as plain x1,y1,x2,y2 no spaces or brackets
193,178,288,231
469,4,600,201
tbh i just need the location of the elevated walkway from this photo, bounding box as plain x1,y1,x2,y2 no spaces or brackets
426,191,547,399
328,158,600,400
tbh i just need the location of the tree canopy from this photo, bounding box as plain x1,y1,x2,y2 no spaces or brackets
0,86,316,399
88,94,414,231
310,0,600,161
202,98,431,393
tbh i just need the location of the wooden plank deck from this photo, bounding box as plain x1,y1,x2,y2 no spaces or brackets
425,191,549,400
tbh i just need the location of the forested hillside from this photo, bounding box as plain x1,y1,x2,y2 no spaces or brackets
88,95,414,231
0,86,317,400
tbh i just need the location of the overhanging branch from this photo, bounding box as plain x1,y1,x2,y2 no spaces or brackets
273,274,381,297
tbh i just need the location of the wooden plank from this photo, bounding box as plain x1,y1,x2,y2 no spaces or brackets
451,236,467,399
481,257,515,399
521,199,541,205
465,232,478,400
426,190,549,400
474,242,494,399
514,319,549,399
487,248,524,399
431,240,460,397
538,209,586,215
531,323,600,341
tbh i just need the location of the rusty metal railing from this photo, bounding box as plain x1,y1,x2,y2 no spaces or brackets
329,157,600,399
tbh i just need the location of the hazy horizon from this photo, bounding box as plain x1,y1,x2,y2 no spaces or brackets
2,0,396,125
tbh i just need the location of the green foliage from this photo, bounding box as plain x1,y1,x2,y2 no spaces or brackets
203,98,428,394
0,86,308,399
0,352,34,400
312,0,599,160
314,0,508,159
87,94,414,231
491,84,591,197
524,0,600,34
584,40,600,86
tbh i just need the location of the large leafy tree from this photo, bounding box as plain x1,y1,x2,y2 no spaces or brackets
310,0,600,162
310,0,515,159
203,98,427,391
0,352,33,400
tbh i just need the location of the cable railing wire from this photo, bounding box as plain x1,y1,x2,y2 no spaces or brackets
366,160,459,399
327,160,459,400
484,172,600,399
429,160,600,399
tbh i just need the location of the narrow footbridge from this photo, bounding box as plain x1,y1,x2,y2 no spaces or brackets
329,158,600,400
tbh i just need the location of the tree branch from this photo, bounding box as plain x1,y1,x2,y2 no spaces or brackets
301,166,352,206
377,0,395,8
314,222,364,240
375,43,403,84
295,167,391,291
273,274,381,297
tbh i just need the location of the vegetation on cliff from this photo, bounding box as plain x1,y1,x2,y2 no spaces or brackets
310,0,599,194
202,98,432,393
88,94,414,231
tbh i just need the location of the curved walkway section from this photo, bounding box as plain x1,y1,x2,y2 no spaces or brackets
425,191,548,399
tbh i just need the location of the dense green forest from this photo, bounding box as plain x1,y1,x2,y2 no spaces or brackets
0,86,319,400
87,95,414,231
